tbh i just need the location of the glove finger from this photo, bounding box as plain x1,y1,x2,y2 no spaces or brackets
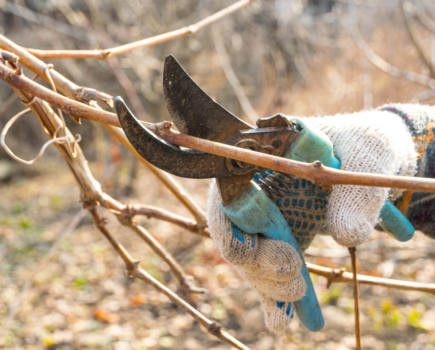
327,185,384,247
258,292,295,334
251,236,302,281
378,200,414,242
239,267,306,302
207,181,258,266
221,224,258,266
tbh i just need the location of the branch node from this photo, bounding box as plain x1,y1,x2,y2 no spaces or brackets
77,86,114,109
126,260,140,277
82,199,99,210
96,216,109,228
21,95,36,106
0,49,19,69
313,160,323,169
333,268,346,278
118,202,137,225
180,276,207,295
327,268,346,288
207,322,223,336
156,121,174,135
102,50,112,59
186,25,197,34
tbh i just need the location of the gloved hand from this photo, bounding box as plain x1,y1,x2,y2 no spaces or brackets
208,182,305,333
207,108,421,333
301,108,418,246
379,103,435,238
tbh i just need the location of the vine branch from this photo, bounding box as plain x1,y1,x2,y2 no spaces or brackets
1,61,435,193
349,247,362,350
306,263,435,294
24,0,255,60
349,9,435,88
400,0,435,78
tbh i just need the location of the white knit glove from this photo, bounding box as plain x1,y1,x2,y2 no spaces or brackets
207,182,305,333
301,109,418,247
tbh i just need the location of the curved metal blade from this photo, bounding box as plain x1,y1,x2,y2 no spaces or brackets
115,97,234,179
163,55,253,142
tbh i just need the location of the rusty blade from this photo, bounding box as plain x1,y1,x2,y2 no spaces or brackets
163,54,253,142
115,97,234,179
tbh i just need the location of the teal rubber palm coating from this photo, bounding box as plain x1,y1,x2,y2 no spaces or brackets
254,171,331,251
284,118,341,169
379,200,415,242
221,183,325,332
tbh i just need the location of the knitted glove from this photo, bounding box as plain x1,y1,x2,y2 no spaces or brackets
207,106,422,333
207,182,304,333
301,109,418,247
253,171,331,252
380,103,435,238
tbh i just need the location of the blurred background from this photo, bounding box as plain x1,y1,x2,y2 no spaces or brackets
1,0,435,349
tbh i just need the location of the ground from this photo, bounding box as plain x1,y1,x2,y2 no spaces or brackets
1,159,435,350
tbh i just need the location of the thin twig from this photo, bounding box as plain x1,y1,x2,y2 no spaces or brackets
104,125,208,227
0,209,86,338
24,0,254,60
349,247,362,350
405,1,435,34
306,263,435,294
400,0,435,78
212,28,259,123
88,206,250,350
104,196,209,237
349,7,435,88
0,34,113,107
124,221,207,295
104,198,207,295
133,204,209,237
0,73,38,118
0,91,20,119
